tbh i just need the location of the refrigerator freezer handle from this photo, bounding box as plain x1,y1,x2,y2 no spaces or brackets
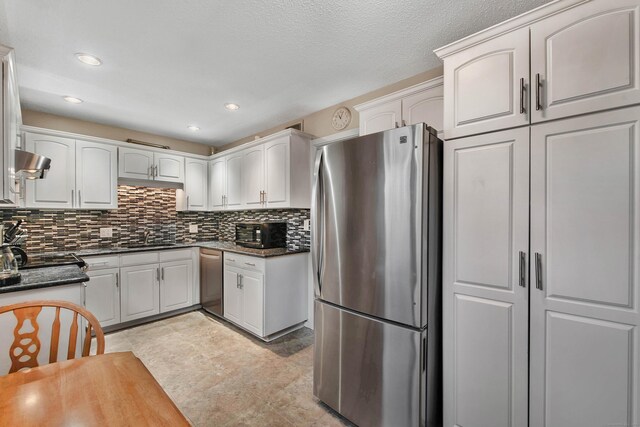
311,149,324,298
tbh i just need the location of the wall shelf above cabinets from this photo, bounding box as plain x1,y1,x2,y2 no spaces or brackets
354,76,443,137
24,132,118,210
208,129,312,211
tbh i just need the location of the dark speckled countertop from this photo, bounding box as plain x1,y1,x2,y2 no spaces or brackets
0,241,308,295
0,265,89,294
72,241,309,258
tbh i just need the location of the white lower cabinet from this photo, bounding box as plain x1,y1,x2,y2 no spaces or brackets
120,264,160,322
85,267,120,327
160,259,193,313
223,252,307,340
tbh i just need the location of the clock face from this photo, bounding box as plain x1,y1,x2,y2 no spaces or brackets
331,106,351,130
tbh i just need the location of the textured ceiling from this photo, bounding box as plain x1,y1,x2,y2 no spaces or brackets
0,0,548,146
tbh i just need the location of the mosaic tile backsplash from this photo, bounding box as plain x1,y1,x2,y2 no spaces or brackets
1,185,310,254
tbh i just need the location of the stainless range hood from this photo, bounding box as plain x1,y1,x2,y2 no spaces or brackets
15,149,51,179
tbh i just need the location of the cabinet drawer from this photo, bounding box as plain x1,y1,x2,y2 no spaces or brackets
83,255,120,271
120,251,159,267
159,248,193,262
224,252,265,272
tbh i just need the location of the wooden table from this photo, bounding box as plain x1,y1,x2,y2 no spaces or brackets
0,351,191,426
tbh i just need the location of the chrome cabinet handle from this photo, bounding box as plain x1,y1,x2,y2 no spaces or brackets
71,190,75,207
239,274,243,289
227,258,236,262
115,272,119,288
519,77,526,114
263,191,266,203
236,273,239,288
154,165,158,177
535,252,543,290
519,251,526,287
394,122,399,128
148,165,152,178
161,267,164,280
156,267,160,282
401,119,407,127
535,73,543,111
245,262,256,267
78,190,81,207
187,196,190,209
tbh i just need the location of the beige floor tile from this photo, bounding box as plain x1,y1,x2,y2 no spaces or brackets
99,311,350,427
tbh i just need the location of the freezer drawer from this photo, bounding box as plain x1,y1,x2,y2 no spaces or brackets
314,300,435,427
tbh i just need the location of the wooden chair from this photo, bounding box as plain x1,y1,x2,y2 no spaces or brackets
0,300,105,374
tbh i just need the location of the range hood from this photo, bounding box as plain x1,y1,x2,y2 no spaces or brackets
15,149,51,179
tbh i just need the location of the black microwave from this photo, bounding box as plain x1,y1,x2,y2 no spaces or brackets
235,222,287,249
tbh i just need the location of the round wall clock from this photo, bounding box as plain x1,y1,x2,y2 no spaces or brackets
331,106,352,131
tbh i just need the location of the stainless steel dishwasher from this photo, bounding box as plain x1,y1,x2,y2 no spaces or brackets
200,248,223,316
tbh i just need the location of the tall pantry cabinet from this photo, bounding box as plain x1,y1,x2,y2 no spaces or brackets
436,1,640,426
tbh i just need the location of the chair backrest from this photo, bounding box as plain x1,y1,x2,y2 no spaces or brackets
0,300,105,374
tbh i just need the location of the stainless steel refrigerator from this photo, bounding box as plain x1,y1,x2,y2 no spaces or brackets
312,123,442,427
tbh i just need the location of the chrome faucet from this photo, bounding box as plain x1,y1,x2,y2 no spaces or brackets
143,230,151,245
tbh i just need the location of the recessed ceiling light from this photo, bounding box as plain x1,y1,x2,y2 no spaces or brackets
224,103,240,111
75,53,102,66
187,125,200,132
63,96,83,104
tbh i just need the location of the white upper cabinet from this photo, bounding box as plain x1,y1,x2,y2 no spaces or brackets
25,132,117,210
154,152,184,183
358,99,402,135
118,147,184,183
264,136,289,208
402,84,444,134
209,157,226,211
209,129,311,211
441,27,530,139
75,141,117,209
242,145,265,208
118,147,154,180
25,134,76,209
436,0,640,137
225,152,244,209
355,77,444,136
182,157,208,211
530,0,640,123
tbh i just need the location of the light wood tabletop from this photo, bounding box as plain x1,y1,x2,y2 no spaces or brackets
0,351,191,426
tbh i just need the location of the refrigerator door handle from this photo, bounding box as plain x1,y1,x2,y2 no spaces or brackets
311,149,324,297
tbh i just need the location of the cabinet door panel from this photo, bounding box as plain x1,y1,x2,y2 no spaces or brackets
223,267,243,325
530,107,640,427
76,141,117,209
443,27,529,139
443,127,529,427
25,134,75,209
358,99,402,136
209,157,226,210
243,146,264,208
184,158,207,211
85,268,120,327
241,270,264,336
154,153,184,183
402,82,444,134
118,147,153,180
160,260,193,312
264,137,289,207
531,0,640,122
120,264,160,322
225,153,244,209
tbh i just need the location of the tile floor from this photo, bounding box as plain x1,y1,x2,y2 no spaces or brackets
100,311,351,426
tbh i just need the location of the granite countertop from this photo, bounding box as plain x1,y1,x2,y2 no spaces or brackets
0,265,89,294
72,241,309,258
